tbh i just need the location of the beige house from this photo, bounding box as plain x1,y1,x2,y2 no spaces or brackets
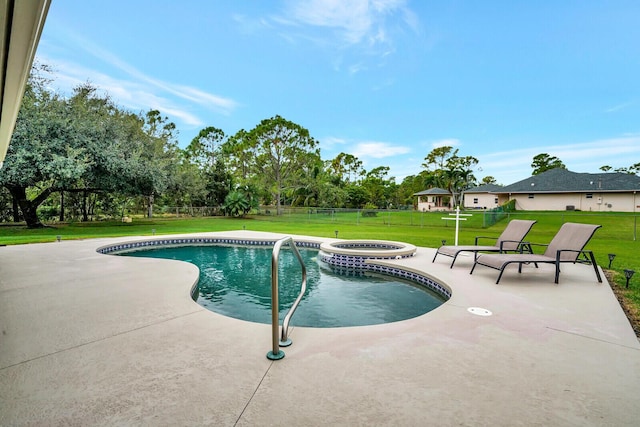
487,169,640,213
462,184,508,209
413,188,452,211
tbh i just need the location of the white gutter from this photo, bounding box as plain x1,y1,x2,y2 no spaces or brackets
0,0,51,167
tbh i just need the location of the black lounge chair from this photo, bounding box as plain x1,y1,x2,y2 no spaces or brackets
432,219,537,268
469,222,602,284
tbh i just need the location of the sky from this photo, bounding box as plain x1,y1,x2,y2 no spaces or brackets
35,0,640,185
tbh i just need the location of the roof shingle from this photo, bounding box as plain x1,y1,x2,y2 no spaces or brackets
498,168,640,193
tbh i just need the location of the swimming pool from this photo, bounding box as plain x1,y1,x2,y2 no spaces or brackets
121,244,446,327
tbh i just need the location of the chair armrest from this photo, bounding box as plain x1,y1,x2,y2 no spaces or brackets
474,236,496,245
555,249,595,264
524,242,548,254
497,239,524,252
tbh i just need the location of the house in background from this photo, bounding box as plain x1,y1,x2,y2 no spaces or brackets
495,168,640,212
462,184,507,209
413,188,452,211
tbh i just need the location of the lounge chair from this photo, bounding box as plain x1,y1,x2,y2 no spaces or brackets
432,219,537,268
469,222,602,284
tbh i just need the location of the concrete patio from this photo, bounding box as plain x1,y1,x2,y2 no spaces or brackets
1,230,639,426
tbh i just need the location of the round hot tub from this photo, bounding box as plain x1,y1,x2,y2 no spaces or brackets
319,239,417,269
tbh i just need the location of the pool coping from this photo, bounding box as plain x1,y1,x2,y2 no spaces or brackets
1,229,639,425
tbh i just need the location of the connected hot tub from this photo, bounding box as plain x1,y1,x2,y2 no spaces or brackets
319,239,417,268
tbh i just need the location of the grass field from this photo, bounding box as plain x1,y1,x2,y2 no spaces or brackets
1,209,639,330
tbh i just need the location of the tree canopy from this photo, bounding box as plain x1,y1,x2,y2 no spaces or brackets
233,115,320,213
531,153,566,175
422,146,479,206
0,68,179,227
4,64,575,225
600,163,640,175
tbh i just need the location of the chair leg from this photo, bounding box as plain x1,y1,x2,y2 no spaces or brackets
587,251,603,283
450,256,457,268
496,267,506,284
470,261,477,275
432,251,439,263
554,261,560,284
450,252,462,268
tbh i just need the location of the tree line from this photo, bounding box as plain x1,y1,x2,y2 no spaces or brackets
1,66,637,228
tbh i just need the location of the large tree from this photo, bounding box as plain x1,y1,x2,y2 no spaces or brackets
328,152,364,184
1,82,78,227
244,115,319,214
531,153,566,175
422,146,478,207
362,166,395,208
0,67,177,227
480,176,498,185
184,126,226,169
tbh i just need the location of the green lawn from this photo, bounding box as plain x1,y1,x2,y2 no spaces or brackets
1,210,639,319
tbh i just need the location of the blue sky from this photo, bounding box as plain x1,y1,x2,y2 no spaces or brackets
36,0,640,185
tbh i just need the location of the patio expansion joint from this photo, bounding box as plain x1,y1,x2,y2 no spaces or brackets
233,355,279,426
545,326,640,350
232,326,299,426
0,308,204,371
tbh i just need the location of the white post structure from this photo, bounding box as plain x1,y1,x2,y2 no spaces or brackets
441,206,473,245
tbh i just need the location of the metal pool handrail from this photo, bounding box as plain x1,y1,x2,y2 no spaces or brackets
266,236,307,361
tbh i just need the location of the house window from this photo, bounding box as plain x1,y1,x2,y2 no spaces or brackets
494,198,498,204
473,198,478,204
586,193,593,199
528,194,534,199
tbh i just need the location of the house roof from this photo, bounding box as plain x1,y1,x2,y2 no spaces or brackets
413,187,451,196
498,168,640,194
464,183,504,194
0,0,51,166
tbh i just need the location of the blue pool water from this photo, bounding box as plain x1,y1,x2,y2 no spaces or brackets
122,245,445,327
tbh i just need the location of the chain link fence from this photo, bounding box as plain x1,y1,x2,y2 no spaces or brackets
47,203,637,241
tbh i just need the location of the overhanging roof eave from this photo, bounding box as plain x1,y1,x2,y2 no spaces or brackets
0,0,51,166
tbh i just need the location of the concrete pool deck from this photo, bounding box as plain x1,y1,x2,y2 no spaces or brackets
1,230,639,426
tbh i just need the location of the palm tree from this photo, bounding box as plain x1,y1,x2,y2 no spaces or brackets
222,191,250,217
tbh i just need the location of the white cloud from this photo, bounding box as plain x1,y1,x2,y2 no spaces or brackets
272,0,418,69
38,56,205,127
232,14,274,34
605,101,634,113
321,136,348,146
352,141,411,158
285,0,375,45
38,28,238,128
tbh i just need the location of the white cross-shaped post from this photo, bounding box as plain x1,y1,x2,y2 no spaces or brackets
441,206,472,245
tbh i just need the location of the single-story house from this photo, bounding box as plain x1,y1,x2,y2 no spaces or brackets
413,187,453,211
462,184,508,209
489,168,640,212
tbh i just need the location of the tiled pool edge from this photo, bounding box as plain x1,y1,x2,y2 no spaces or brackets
96,237,320,254
97,236,451,300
